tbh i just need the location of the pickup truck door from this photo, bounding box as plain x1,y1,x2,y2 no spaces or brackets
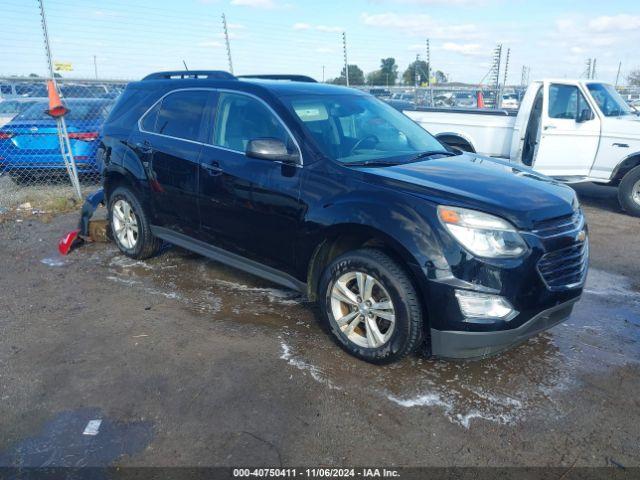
532,82,600,178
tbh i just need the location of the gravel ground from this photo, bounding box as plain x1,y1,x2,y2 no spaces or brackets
0,182,638,469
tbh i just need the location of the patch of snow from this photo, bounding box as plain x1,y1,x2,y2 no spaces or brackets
41,257,66,267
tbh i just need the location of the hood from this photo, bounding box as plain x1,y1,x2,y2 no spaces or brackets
600,115,640,142
355,153,577,229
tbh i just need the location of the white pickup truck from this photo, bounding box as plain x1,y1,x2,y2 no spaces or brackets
405,79,640,216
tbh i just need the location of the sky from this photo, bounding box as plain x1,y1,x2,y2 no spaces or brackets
1,0,639,85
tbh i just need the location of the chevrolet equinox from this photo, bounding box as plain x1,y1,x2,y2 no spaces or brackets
98,71,588,364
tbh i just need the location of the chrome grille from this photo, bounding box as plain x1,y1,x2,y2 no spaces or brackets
532,210,584,239
537,240,589,290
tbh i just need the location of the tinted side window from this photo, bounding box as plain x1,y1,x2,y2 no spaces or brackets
214,93,291,152
548,84,590,120
155,90,209,141
140,102,160,132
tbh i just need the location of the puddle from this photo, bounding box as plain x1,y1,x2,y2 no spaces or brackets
0,407,153,467
83,244,640,429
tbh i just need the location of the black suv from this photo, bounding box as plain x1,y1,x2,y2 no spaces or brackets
99,71,588,364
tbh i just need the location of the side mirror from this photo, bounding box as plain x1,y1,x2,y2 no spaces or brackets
246,138,300,164
576,108,594,123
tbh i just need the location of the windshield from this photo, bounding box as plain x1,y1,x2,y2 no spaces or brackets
587,83,634,117
283,94,447,164
14,100,113,121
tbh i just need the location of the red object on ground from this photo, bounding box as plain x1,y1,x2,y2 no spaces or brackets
45,80,68,118
58,229,80,255
477,90,485,109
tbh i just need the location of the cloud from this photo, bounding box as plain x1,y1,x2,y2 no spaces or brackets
315,47,334,53
231,0,275,8
588,14,640,33
441,42,484,56
292,22,342,32
361,12,479,39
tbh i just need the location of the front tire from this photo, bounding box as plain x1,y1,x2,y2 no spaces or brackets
319,248,423,364
618,165,640,217
108,186,162,259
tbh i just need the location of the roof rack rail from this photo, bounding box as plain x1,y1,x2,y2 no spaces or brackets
237,74,317,83
142,70,236,81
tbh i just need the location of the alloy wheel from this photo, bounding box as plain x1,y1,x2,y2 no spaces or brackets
330,271,396,349
112,199,139,250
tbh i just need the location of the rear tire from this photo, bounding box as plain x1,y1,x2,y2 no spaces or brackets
618,165,640,217
319,248,423,364
108,185,162,259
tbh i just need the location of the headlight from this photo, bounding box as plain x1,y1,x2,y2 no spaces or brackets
437,206,527,258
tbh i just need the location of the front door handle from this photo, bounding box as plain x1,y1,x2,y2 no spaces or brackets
202,162,223,176
543,125,556,131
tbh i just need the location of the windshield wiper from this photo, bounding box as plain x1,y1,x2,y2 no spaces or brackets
408,150,457,162
347,159,404,167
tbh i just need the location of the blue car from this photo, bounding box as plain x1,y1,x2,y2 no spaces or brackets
0,98,113,180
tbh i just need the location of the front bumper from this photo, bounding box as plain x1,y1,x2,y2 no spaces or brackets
430,297,579,359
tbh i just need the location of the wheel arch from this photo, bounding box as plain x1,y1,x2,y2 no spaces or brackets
610,152,640,185
305,223,426,304
435,132,476,153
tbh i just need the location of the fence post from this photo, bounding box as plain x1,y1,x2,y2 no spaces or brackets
37,0,82,200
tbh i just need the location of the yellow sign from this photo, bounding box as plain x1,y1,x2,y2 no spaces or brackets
54,62,73,72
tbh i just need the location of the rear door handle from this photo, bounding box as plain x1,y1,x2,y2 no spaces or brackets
202,161,223,176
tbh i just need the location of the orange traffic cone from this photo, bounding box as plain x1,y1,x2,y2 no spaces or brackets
45,80,69,117
476,90,485,109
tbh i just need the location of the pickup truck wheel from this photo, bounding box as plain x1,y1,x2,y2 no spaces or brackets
618,166,640,217
108,186,162,259
319,248,423,364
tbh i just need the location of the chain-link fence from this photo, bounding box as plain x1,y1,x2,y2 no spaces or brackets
0,77,128,209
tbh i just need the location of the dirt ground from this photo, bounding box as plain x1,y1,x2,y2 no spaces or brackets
0,182,638,469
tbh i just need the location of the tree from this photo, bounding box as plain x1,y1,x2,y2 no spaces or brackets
366,57,398,86
28,73,40,78
330,64,365,86
434,70,448,84
629,69,640,86
402,60,429,85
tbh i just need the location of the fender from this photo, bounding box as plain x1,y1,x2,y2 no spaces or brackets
296,186,447,300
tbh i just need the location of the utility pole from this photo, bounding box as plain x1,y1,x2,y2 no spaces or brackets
584,58,592,79
591,58,597,79
425,39,431,86
37,0,82,199
502,48,510,87
93,55,98,79
322,65,325,83
342,32,349,86
222,13,234,74
414,54,420,87
520,65,530,87
615,61,622,86
490,44,502,108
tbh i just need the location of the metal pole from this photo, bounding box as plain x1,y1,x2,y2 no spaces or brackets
222,13,234,74
37,0,82,199
615,61,622,86
342,32,349,86
591,58,596,79
93,55,98,79
322,65,325,83
503,48,510,87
